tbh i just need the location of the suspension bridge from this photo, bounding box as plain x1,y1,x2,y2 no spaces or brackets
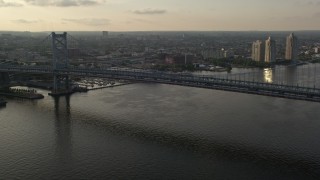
0,32,320,102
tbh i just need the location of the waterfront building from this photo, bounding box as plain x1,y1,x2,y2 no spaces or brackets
251,40,265,62
265,36,276,63
285,33,298,61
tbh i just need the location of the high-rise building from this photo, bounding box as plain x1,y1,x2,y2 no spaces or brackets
251,40,265,62
265,36,276,63
285,33,298,61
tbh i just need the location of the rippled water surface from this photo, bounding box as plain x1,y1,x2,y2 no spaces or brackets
1,83,320,179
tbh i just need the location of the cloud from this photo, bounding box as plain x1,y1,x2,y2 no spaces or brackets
133,8,167,15
62,18,110,26
0,0,23,7
23,0,102,7
12,19,39,23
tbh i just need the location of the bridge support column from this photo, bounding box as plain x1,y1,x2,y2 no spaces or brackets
49,32,72,96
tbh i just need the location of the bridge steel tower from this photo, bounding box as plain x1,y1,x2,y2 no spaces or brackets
51,32,70,94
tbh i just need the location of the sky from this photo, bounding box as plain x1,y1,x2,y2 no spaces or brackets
1,0,320,31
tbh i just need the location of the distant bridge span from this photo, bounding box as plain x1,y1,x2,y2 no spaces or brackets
1,65,320,102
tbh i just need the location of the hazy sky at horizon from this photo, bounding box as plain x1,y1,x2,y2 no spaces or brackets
0,0,320,31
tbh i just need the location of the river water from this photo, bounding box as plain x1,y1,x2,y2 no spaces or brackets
195,63,320,88
1,68,320,179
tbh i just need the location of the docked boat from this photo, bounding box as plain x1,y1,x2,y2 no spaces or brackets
0,98,7,107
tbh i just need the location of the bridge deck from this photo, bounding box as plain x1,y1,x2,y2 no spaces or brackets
1,65,320,102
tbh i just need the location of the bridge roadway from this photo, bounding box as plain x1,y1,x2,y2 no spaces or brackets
1,65,320,102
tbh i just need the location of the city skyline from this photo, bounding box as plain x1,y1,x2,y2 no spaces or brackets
1,0,320,31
